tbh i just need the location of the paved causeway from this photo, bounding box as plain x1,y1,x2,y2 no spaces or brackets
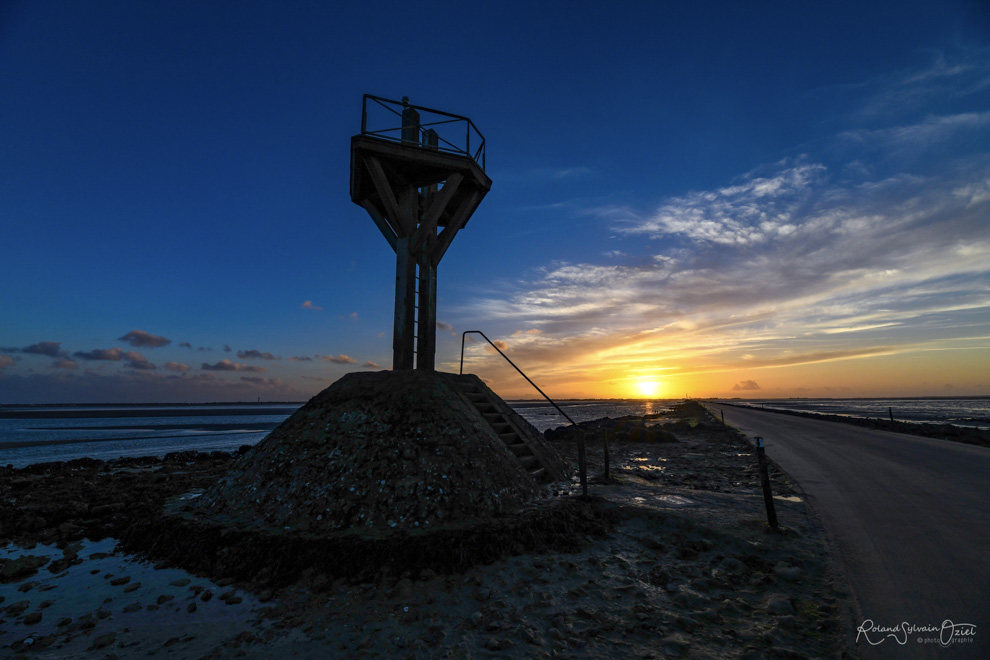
707,404,989,659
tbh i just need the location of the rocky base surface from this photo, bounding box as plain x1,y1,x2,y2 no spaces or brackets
194,371,564,534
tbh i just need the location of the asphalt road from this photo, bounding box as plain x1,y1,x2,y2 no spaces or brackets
706,404,989,659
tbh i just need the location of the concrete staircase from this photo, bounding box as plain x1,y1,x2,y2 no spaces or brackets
452,375,549,483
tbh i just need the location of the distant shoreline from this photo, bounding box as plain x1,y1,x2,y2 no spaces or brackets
707,400,990,448
0,406,300,420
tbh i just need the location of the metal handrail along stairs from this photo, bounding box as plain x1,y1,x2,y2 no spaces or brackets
459,330,588,496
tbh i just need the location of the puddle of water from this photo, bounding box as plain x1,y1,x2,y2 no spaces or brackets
0,538,262,655
627,457,666,472
654,494,696,506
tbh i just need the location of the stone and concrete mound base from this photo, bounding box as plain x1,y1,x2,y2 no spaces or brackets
122,370,585,584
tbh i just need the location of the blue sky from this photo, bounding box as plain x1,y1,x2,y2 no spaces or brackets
2,1,988,402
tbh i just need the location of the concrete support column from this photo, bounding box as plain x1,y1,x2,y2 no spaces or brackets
416,260,437,371
392,236,417,370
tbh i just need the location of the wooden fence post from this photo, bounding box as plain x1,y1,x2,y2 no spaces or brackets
602,430,610,481
754,436,779,530
578,432,588,497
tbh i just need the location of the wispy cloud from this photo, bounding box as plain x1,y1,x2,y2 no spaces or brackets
0,355,15,369
853,46,990,120
300,300,322,310
163,361,190,373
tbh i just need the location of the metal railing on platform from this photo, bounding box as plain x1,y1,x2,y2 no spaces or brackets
460,330,587,496
360,94,486,170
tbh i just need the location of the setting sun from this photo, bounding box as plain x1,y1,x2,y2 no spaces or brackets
635,379,661,398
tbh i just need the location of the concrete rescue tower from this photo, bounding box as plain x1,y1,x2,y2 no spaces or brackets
124,95,577,588
350,95,492,371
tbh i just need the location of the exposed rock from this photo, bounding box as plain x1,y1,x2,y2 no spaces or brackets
0,554,49,581
767,594,794,614
774,563,802,581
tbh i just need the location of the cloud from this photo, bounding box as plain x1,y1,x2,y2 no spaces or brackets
485,340,510,354
237,350,281,360
516,166,593,181
240,376,282,387
53,358,78,369
288,356,313,362
460,148,990,396
123,350,155,370
179,342,192,349
319,354,357,365
0,355,15,369
118,329,171,348
616,162,826,246
853,46,990,121
732,380,761,391
163,361,190,373
362,361,381,369
74,347,125,361
223,345,232,353
301,300,323,310
23,341,64,358
201,359,266,373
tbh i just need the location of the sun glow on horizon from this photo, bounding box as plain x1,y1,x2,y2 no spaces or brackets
634,379,662,398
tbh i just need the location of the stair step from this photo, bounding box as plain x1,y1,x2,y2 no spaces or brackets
519,455,539,469
506,443,530,457
492,423,513,433
530,467,546,481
